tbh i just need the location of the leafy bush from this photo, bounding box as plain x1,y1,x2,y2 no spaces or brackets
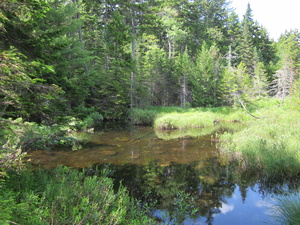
0,167,155,225
128,108,157,125
0,118,82,170
74,112,104,131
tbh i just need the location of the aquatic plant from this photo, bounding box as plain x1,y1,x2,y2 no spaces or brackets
272,193,300,225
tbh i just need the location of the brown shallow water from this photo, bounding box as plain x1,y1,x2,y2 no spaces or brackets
26,126,218,168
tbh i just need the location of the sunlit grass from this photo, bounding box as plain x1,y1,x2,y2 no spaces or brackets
153,111,217,130
130,98,300,178
220,106,300,177
155,126,217,140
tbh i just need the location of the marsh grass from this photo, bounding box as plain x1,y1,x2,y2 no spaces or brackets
153,106,255,130
272,194,300,225
129,106,252,130
155,126,217,140
153,111,217,130
220,106,300,177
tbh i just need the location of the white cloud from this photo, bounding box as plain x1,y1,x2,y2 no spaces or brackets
219,203,235,214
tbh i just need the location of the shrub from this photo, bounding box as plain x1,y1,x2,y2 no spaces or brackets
128,108,157,125
0,167,155,225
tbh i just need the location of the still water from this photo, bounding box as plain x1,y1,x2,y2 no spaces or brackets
26,124,298,224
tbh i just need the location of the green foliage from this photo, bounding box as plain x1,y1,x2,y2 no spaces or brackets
272,194,300,225
287,79,300,110
128,108,157,125
0,48,61,121
0,118,81,169
0,0,297,122
170,191,198,224
19,121,80,151
0,166,155,225
72,111,104,131
190,43,222,107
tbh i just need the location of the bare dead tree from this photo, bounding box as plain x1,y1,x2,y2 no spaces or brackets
269,58,295,104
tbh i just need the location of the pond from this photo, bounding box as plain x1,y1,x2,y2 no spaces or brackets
26,124,299,225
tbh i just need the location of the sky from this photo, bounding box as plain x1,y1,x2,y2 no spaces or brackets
230,0,300,40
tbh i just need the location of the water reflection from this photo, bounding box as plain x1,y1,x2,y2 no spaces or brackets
27,126,217,167
25,125,299,225
106,162,297,225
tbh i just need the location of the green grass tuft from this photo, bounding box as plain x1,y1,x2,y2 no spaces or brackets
272,194,300,225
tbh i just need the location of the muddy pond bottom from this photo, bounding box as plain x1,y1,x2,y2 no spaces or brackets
26,126,218,168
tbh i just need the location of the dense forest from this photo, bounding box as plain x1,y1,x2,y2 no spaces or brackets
1,0,299,123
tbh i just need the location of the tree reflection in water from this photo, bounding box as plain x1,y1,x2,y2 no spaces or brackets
97,160,298,225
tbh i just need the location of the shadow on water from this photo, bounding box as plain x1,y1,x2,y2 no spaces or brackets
25,124,300,225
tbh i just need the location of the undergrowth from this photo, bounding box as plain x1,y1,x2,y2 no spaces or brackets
0,166,155,225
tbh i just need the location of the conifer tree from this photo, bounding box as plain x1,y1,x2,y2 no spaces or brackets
175,49,192,107
237,4,255,75
190,43,221,106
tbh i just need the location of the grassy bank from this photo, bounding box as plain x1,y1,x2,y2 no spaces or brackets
130,98,300,179
219,105,300,177
129,106,252,129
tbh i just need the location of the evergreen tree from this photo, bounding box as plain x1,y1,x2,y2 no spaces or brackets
180,0,230,56
175,49,192,107
252,61,268,98
190,43,221,107
32,0,94,112
236,4,255,75
223,11,241,68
